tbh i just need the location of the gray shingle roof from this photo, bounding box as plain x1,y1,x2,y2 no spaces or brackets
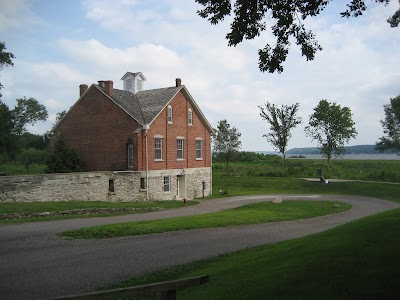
108,85,181,125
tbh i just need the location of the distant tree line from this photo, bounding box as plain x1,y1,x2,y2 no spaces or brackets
286,145,396,155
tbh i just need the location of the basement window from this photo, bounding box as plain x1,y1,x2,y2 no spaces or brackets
140,178,146,190
163,176,170,192
108,179,115,194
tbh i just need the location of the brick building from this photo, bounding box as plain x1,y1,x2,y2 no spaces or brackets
51,72,213,200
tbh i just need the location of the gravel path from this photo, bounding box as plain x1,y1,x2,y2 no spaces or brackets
0,194,398,299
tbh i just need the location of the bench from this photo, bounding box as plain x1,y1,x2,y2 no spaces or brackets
45,274,209,300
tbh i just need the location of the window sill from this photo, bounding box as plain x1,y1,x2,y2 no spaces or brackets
168,121,173,125
196,158,203,161
176,158,185,161
163,191,171,194
154,159,164,162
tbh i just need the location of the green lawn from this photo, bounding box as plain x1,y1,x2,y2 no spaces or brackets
105,208,400,299
0,200,197,223
212,175,400,203
60,201,351,239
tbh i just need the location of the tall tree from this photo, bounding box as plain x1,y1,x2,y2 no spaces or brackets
195,0,399,73
0,100,16,160
11,97,48,136
305,99,357,168
214,119,242,174
259,102,302,166
376,95,400,153
0,41,15,98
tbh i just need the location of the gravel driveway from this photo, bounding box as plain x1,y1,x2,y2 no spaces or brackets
0,194,398,299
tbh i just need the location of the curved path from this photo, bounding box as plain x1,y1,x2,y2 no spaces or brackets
0,194,398,299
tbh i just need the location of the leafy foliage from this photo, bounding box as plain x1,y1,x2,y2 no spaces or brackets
47,137,85,173
0,41,15,98
305,100,357,168
52,110,67,130
11,97,48,136
259,102,302,165
16,148,49,174
376,95,400,153
213,119,242,174
0,100,17,160
18,132,49,151
195,0,399,73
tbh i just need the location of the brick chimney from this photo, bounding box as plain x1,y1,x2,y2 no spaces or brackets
104,80,114,97
175,78,182,87
98,80,105,88
79,84,88,97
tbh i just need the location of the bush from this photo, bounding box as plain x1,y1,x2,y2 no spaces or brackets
47,137,85,173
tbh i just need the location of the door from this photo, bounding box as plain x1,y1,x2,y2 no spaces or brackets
177,175,186,199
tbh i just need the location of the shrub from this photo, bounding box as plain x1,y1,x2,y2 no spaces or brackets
47,137,85,173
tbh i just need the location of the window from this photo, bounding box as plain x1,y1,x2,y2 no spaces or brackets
155,138,163,160
108,179,115,193
125,78,133,90
140,178,146,190
196,139,203,159
163,176,170,192
128,144,134,169
167,105,173,123
188,108,193,125
177,139,184,159
137,79,143,91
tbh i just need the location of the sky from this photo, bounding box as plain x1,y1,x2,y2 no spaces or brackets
0,0,399,152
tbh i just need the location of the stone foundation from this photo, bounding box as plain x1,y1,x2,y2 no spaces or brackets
0,167,212,202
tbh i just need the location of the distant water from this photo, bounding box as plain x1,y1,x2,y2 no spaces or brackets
288,154,399,160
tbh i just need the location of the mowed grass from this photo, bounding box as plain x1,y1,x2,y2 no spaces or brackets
0,201,197,223
60,200,351,239
105,208,400,299
213,175,400,203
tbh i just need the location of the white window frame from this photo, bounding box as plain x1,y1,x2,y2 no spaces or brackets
163,176,170,192
177,138,184,160
128,144,134,169
167,105,173,123
196,139,203,160
188,108,193,125
154,137,163,160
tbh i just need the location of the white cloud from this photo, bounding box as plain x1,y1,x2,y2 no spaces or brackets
0,0,43,33
2,0,399,150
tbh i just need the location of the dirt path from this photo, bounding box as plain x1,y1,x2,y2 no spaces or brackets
0,194,398,299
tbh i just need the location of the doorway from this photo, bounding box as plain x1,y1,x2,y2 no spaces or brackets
177,175,186,199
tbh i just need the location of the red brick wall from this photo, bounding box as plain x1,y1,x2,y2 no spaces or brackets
145,90,211,171
53,86,141,171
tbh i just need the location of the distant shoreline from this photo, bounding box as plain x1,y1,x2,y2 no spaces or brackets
287,154,399,160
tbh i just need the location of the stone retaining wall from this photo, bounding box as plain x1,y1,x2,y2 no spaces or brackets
0,172,145,203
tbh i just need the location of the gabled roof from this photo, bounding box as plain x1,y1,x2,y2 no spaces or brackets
52,82,213,134
120,72,146,81
108,84,213,133
111,86,181,125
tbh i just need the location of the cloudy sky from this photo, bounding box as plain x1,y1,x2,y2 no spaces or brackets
1,0,399,151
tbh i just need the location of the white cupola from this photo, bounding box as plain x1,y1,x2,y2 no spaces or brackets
121,72,146,94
